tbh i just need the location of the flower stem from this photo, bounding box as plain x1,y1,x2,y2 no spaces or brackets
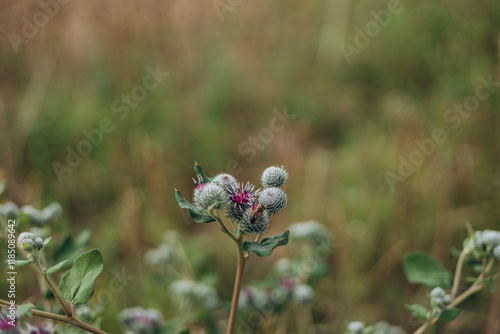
451,247,469,298
209,207,239,247
0,299,107,334
208,207,247,334
227,234,245,334
43,272,73,317
34,259,72,317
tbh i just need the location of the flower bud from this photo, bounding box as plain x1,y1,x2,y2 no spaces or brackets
239,287,266,311
241,205,270,234
289,220,332,245
258,187,287,215
119,307,162,334
26,322,57,334
430,287,446,299
475,230,500,250
442,294,452,305
0,201,20,221
18,232,44,252
261,166,288,188
212,173,238,191
34,237,44,249
169,280,219,310
76,306,93,322
274,258,293,274
21,205,45,227
42,202,63,225
292,284,314,303
194,183,227,209
192,283,219,309
18,232,36,249
348,321,365,333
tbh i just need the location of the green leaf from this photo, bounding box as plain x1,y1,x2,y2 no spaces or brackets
59,249,103,305
439,308,461,322
42,237,52,248
17,303,35,317
194,162,213,183
15,260,33,268
46,260,68,275
242,230,290,257
403,252,453,289
406,304,428,320
175,189,215,223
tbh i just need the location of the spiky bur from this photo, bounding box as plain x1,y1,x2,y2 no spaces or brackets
240,204,270,234
194,183,227,210
261,166,288,188
258,187,288,215
213,173,238,191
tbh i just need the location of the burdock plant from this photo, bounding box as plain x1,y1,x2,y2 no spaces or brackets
175,163,290,334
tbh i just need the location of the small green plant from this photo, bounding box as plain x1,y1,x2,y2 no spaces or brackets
345,224,500,334
175,163,290,334
0,184,107,334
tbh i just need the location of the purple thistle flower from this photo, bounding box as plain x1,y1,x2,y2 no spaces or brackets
0,310,18,332
226,182,259,211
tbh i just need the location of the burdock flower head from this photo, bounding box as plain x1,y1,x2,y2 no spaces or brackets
119,307,163,334
194,183,227,210
261,166,288,188
258,187,288,215
212,173,239,191
241,204,270,234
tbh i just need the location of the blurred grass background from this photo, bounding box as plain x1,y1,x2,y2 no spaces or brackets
1,0,500,332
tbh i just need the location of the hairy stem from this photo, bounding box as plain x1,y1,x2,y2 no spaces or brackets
34,259,72,317
208,207,247,334
227,234,245,334
0,299,107,334
451,248,469,298
209,207,239,247
43,272,73,317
